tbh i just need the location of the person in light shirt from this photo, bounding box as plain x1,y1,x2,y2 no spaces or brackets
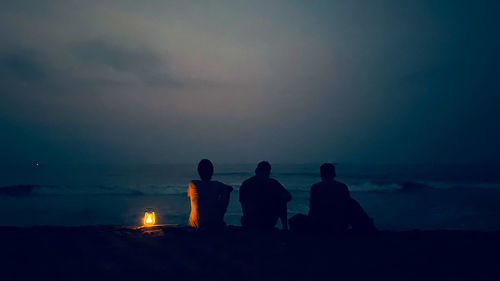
188,159,233,229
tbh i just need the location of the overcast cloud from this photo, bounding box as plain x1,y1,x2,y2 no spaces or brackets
0,0,499,164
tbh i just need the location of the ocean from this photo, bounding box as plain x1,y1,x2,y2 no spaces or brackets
0,163,499,231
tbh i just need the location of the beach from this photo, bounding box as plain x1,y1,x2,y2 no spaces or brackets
2,164,499,280
1,225,499,281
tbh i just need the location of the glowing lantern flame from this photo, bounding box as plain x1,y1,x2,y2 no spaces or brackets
143,209,156,226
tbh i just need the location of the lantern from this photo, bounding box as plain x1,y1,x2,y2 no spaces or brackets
143,208,156,226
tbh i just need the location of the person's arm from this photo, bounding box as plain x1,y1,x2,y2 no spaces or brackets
217,184,233,219
187,182,193,198
308,185,317,217
239,181,250,213
284,189,292,202
238,182,245,205
278,183,291,230
342,183,351,198
280,201,288,231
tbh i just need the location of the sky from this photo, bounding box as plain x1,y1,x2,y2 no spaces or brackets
0,0,499,165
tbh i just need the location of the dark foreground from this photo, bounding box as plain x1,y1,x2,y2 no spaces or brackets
1,226,499,281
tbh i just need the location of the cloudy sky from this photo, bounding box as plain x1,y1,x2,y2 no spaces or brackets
0,0,499,164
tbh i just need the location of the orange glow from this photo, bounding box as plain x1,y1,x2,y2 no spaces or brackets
143,211,156,226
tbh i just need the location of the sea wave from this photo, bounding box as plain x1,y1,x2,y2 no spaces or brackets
0,184,187,196
348,181,500,193
0,180,498,197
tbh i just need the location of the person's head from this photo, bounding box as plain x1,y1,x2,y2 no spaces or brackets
255,161,271,178
320,163,336,181
197,159,214,181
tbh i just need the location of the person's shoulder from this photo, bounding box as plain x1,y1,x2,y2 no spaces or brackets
245,176,258,183
213,180,233,192
212,180,224,186
333,180,348,189
241,176,257,187
268,178,282,185
269,178,288,192
189,180,199,187
311,181,322,187
310,182,323,191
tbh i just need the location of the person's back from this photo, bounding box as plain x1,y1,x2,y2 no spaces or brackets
306,163,376,233
239,161,291,230
309,179,351,232
188,159,233,229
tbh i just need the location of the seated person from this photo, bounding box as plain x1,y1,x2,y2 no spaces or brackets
188,159,233,229
239,161,291,230
290,163,376,233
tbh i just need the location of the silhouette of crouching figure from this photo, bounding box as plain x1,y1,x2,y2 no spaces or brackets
289,163,376,234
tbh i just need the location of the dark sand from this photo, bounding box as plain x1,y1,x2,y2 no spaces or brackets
1,226,499,281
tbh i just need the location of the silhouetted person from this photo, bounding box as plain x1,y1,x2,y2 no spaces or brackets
290,163,376,233
188,159,233,229
308,163,351,232
239,161,291,230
